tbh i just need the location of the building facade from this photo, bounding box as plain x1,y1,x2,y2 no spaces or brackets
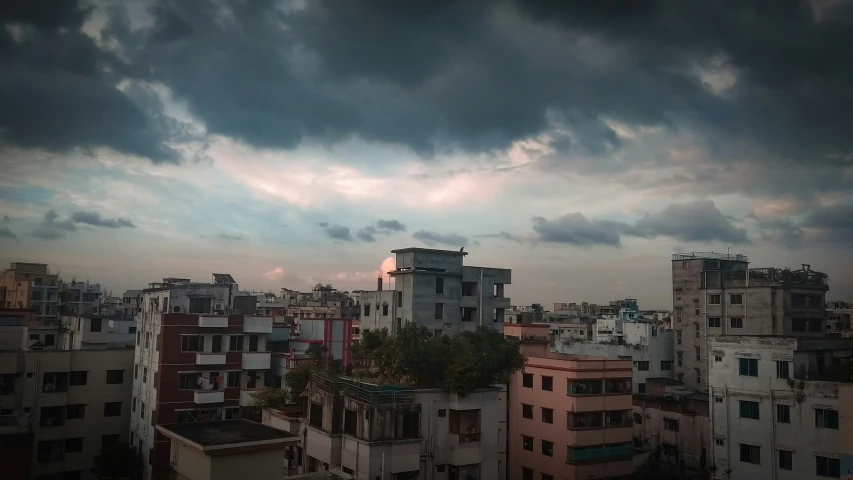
506,323,634,480
672,252,829,391
709,336,851,480
0,262,61,321
130,275,274,480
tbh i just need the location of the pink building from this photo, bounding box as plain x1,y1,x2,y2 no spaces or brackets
506,323,634,480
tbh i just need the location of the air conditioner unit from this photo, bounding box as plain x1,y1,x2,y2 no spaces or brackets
173,306,182,313
215,304,223,310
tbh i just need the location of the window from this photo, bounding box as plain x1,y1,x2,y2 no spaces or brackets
740,443,760,464
522,467,533,480
101,434,120,448
776,361,790,379
522,435,533,451
43,372,68,392
730,317,744,328
181,335,204,352
188,297,212,314
739,400,760,420
708,294,721,305
382,304,388,315
541,440,553,457
129,326,136,334
66,404,85,419
714,396,723,403
778,450,792,470
65,437,83,453
211,335,223,353
739,358,758,376
541,408,553,424
715,355,723,362
103,402,122,417
363,304,370,316
638,382,646,394
715,438,724,446
695,325,700,338
179,373,197,390
695,347,701,361
134,365,138,380
229,335,243,352
660,361,673,371
636,361,649,371
696,368,701,384
677,351,683,366
776,404,790,423
132,398,136,412
522,373,533,388
106,370,124,384
136,332,140,346
662,443,679,458
815,409,839,429
816,455,840,478
44,334,55,346
248,335,259,352
435,277,444,294
226,371,241,388
633,413,642,425
541,376,553,391
730,294,743,305
69,371,87,386
140,403,145,419
434,303,444,320
90,318,102,332
522,404,533,419
708,317,721,328
145,333,150,349
437,409,446,417
676,330,682,344
664,418,679,432
142,368,147,384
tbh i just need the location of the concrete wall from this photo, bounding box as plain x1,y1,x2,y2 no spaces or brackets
839,385,853,480
210,448,284,480
633,397,710,471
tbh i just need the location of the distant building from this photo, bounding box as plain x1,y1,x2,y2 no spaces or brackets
709,336,852,480
0,262,60,321
672,252,829,391
505,322,634,480
131,274,275,480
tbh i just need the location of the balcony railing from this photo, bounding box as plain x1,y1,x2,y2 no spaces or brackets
567,443,633,463
198,315,228,328
193,390,225,404
458,432,481,443
196,353,227,365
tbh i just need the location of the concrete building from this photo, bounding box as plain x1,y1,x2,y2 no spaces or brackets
61,282,103,316
709,336,852,480
827,302,853,336
672,252,829,391
0,308,134,480
0,262,61,320
155,419,304,480
505,323,634,480
555,321,674,394
358,248,511,337
632,378,709,477
840,384,853,480
131,274,275,480
297,371,506,480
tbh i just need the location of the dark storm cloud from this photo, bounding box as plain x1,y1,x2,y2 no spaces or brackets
31,210,76,240
754,217,805,248
476,231,524,243
412,230,469,247
0,0,178,162
803,204,853,243
375,220,407,233
0,227,18,241
321,224,353,242
70,211,135,229
531,200,749,247
357,219,408,242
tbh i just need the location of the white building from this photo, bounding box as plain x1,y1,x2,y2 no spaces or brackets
62,282,103,316
555,322,674,393
359,248,511,336
709,336,853,480
0,308,134,480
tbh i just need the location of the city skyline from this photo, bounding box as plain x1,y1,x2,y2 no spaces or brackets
2,1,852,309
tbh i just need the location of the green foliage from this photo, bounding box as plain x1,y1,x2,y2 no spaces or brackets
284,363,314,403
531,303,545,321
366,324,525,397
306,343,329,360
91,441,141,480
250,387,291,409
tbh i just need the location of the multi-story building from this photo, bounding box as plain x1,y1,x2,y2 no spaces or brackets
505,322,634,480
709,335,852,480
827,301,853,336
130,274,275,480
840,385,853,480
0,262,61,320
358,248,511,336
672,252,829,391
555,321,674,393
0,307,134,480
297,371,506,480
632,378,709,477
61,282,103,316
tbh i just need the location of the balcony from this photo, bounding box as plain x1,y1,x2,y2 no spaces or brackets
239,389,260,407
198,315,228,328
193,390,225,404
244,316,273,333
567,443,633,464
493,296,511,309
242,351,271,370
460,296,478,308
196,352,227,365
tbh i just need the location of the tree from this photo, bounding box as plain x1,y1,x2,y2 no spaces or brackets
284,363,314,403
250,387,290,409
91,441,142,480
531,303,544,321
305,343,329,360
443,327,526,396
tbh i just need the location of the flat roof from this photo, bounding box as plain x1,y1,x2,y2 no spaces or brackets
156,420,299,454
390,247,468,256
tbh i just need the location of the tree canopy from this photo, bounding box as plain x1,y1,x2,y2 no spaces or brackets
362,324,526,397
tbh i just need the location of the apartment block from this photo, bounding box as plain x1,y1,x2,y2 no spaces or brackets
840,385,853,480
358,248,511,336
298,371,505,480
506,323,634,480
0,308,133,480
0,262,61,320
672,252,829,391
632,378,710,476
709,336,852,480
555,321,674,393
131,274,274,480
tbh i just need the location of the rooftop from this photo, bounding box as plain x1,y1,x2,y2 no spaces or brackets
156,419,298,452
390,247,468,256
672,252,748,262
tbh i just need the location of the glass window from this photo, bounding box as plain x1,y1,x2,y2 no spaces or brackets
434,303,444,320
708,294,721,305
69,371,87,386
730,294,743,305
816,455,840,478
103,402,122,417
522,404,533,419
815,409,839,429
739,400,760,420
105,370,124,384
708,317,721,328
636,361,650,371
730,317,744,328
522,373,533,388
664,418,679,432
739,443,760,465
776,361,790,379
541,408,553,424
739,358,758,376
776,404,790,423
778,450,792,470
522,435,533,451
181,335,204,352
541,440,553,457
435,278,444,294
541,376,553,391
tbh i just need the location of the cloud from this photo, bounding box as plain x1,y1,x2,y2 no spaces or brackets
803,204,853,243
213,233,244,242
412,230,469,247
356,219,408,242
70,211,136,229
31,210,76,240
754,217,805,248
0,227,17,241
263,267,288,282
316,222,330,228
321,224,353,242
531,200,749,247
476,231,525,243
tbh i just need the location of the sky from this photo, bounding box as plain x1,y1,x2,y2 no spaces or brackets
1,0,852,309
